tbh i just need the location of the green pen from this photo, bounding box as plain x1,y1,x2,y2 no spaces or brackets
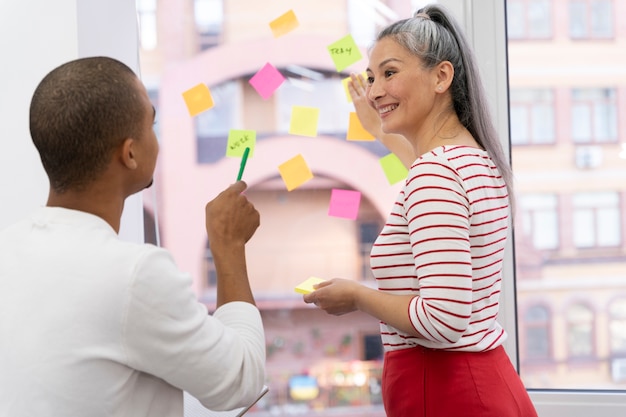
236,147,250,181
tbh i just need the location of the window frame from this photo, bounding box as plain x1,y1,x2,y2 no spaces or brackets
447,0,626,413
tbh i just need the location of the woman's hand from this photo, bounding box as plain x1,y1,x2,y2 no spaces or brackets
302,278,363,316
348,73,417,169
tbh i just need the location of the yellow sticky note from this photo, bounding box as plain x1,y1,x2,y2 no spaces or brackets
278,154,314,191
380,153,409,185
342,72,367,103
346,112,375,141
327,34,362,72
295,277,325,294
269,9,299,38
289,106,320,137
182,83,214,117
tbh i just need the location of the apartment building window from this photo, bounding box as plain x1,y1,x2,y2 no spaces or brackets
571,88,618,144
506,0,552,40
510,89,556,145
348,0,397,47
566,303,595,358
196,81,240,163
194,0,223,50
569,0,613,39
524,304,552,361
277,73,353,136
137,0,157,50
520,194,559,250
572,191,621,248
610,299,626,354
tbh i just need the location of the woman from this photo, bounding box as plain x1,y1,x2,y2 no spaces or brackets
303,4,537,417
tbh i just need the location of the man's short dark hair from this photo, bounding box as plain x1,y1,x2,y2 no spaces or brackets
30,56,146,193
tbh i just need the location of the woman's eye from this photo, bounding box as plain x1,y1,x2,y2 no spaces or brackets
366,76,374,85
384,70,395,78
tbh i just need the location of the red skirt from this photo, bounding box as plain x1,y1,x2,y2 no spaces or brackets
382,345,538,417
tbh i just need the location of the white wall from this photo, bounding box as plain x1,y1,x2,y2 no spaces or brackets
0,0,144,243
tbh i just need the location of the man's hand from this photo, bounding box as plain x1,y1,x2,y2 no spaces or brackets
205,181,260,250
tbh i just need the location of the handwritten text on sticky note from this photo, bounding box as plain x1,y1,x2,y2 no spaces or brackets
226,129,256,157
327,34,362,72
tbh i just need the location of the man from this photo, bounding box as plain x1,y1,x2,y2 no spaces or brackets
0,56,265,417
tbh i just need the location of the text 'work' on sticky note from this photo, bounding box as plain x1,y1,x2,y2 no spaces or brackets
226,129,256,158
289,106,320,137
249,62,286,100
346,112,375,141
269,9,299,38
328,189,362,220
380,153,409,185
182,83,214,117
278,154,314,191
295,277,326,295
327,34,362,72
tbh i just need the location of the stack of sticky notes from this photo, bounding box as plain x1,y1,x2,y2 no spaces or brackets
294,277,325,294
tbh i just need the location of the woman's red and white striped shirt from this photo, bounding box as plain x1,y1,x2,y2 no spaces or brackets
371,145,510,352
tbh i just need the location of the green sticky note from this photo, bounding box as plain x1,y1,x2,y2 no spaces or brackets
327,34,362,72
289,106,320,137
226,129,256,157
379,153,409,185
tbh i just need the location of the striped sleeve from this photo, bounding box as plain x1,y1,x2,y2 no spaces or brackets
404,153,473,344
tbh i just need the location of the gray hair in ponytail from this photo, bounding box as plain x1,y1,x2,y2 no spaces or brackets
376,4,514,200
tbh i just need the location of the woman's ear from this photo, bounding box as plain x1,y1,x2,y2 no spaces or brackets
119,138,137,170
435,60,454,92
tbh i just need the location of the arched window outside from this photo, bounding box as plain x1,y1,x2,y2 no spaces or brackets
566,303,595,359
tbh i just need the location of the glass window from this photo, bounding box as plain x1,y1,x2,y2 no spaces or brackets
519,194,559,250
572,192,621,248
569,0,613,39
566,303,595,358
507,0,552,40
135,0,626,411
510,89,556,145
137,0,157,50
194,0,223,50
196,81,240,163
571,88,618,144
523,304,552,361
509,0,626,394
609,299,626,354
276,74,354,136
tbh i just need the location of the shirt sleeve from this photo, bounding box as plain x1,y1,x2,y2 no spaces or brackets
404,155,473,344
122,247,266,411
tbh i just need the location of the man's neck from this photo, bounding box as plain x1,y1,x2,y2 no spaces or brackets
47,188,125,233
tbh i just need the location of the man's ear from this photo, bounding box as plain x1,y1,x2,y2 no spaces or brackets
120,138,137,170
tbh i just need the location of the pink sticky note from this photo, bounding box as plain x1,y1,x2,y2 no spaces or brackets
328,189,361,220
249,62,286,100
